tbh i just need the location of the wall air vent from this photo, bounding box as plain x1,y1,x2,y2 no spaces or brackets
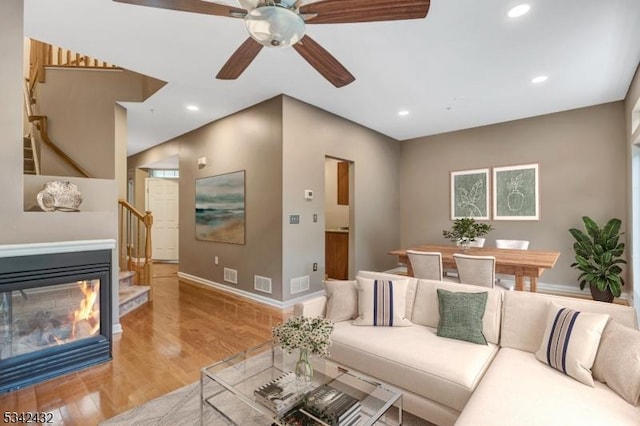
224,268,238,284
290,275,310,295
254,275,272,294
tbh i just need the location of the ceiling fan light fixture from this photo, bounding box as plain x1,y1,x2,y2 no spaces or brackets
245,6,305,48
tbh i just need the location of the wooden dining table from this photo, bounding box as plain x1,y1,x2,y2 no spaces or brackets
388,244,561,292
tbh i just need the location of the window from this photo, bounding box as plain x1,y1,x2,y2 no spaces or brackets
148,169,179,178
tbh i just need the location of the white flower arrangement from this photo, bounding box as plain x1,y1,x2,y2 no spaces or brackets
272,316,334,357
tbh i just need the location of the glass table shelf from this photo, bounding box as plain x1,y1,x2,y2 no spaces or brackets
201,341,402,425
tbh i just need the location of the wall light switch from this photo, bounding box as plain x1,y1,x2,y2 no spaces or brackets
313,213,318,223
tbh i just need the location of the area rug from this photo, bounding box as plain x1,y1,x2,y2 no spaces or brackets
100,380,433,425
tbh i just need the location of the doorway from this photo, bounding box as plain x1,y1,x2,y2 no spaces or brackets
324,157,354,279
146,177,179,262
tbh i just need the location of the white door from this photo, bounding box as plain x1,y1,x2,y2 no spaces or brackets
146,178,179,261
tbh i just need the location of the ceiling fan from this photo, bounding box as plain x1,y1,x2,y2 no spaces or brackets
113,0,431,87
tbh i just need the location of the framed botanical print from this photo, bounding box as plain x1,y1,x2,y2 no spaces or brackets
493,163,539,220
450,168,490,220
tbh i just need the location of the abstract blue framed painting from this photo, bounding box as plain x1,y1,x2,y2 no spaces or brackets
195,170,246,244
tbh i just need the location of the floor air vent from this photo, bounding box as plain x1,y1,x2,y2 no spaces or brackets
224,268,238,284
254,275,272,294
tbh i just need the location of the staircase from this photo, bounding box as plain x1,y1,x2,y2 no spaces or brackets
118,270,150,317
23,136,37,175
23,38,120,177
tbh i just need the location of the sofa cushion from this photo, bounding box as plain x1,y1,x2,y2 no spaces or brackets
534,302,608,386
501,290,638,353
456,348,640,426
324,280,357,322
328,321,498,412
436,289,488,345
353,277,412,326
357,271,418,319
592,320,640,406
411,279,502,345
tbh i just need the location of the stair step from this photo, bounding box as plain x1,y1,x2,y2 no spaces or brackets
119,285,150,317
119,270,136,288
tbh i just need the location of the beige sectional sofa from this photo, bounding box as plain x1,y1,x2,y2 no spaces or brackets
294,271,640,426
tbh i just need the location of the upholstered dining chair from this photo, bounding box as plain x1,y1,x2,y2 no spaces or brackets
406,250,443,280
495,239,530,290
453,253,496,288
444,237,487,279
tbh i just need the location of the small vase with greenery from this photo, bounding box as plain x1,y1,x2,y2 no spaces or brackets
569,216,626,303
442,218,493,251
272,316,334,382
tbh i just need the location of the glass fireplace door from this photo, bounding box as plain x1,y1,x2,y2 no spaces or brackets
0,279,101,361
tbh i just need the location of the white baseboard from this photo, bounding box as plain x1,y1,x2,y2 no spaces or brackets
177,272,325,310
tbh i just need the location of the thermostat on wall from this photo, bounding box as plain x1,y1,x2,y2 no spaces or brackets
304,189,313,200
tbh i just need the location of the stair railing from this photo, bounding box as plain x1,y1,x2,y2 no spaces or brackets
22,81,40,175
23,78,91,177
29,39,119,85
118,200,154,299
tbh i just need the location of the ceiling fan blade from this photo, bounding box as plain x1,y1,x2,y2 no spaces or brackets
216,38,264,80
300,0,430,24
112,0,246,17
293,35,355,88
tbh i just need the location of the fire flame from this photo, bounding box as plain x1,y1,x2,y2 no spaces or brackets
71,280,100,340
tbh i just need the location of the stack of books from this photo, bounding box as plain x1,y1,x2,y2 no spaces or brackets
254,372,315,416
300,384,361,426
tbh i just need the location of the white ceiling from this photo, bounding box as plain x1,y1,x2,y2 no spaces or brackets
24,0,640,156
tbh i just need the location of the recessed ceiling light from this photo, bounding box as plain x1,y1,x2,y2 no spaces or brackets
531,75,548,84
398,110,410,116
186,105,199,111
507,4,531,18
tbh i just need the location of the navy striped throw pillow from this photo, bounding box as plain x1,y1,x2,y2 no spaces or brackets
353,277,412,327
535,302,609,386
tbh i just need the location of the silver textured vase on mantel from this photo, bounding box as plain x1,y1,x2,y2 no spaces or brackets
36,180,83,212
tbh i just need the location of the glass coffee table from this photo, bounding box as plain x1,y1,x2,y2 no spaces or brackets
201,341,402,425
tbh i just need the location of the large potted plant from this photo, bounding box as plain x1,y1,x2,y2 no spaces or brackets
442,218,493,251
568,216,626,303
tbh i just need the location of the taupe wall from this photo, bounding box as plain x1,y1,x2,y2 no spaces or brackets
128,98,284,300
0,1,25,230
129,96,400,302
400,102,628,291
282,97,401,299
36,68,151,179
115,104,127,199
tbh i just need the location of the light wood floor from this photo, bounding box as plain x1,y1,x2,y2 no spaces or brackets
0,263,289,425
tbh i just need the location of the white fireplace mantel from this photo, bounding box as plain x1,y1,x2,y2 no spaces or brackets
0,239,116,258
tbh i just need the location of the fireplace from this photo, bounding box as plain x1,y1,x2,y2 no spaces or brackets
0,245,112,393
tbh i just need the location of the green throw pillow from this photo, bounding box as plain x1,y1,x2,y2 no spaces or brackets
436,289,488,345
